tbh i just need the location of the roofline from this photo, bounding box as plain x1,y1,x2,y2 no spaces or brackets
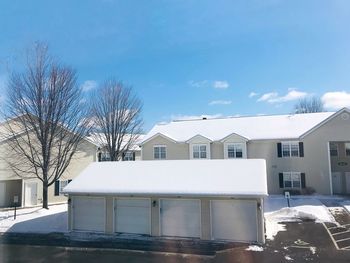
63,191,268,198
139,132,178,145
300,108,350,139
185,134,213,143
220,132,249,142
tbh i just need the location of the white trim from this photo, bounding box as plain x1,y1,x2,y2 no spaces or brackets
220,132,249,142
159,198,201,238
327,142,334,195
185,134,212,143
113,197,151,235
72,196,106,233
189,143,210,159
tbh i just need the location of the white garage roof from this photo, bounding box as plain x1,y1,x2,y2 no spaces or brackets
64,160,267,197
141,111,335,143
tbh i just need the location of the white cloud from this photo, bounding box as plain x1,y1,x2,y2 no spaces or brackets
170,113,222,121
188,80,209,88
213,80,229,89
257,89,308,104
257,92,278,102
322,91,350,110
81,80,98,92
249,92,259,98
208,100,232,106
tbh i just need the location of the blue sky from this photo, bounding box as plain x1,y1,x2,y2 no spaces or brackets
1,0,350,131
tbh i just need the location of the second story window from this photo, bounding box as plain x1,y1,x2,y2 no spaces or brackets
345,143,350,156
154,145,166,160
282,142,300,157
227,143,243,158
193,144,207,159
329,142,338,157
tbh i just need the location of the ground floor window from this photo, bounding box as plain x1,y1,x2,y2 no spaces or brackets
55,179,72,196
283,172,301,188
123,151,134,161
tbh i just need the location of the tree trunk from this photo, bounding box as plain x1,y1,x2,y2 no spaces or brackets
43,183,48,209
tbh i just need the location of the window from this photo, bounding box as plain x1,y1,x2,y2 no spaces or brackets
329,143,338,157
283,172,301,189
281,142,299,157
192,144,207,159
100,152,111,162
154,145,166,159
123,151,134,161
345,143,350,156
227,143,243,158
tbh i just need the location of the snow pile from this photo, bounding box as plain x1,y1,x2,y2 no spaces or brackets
0,204,67,233
264,196,336,240
245,245,264,252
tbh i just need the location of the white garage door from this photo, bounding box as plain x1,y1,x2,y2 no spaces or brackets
211,200,258,242
73,196,106,232
160,199,201,238
115,198,151,235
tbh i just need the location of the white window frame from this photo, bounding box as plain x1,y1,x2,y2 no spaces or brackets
345,143,350,157
224,142,247,159
190,143,210,159
283,172,301,189
281,141,300,157
329,142,338,157
153,145,167,160
59,180,69,195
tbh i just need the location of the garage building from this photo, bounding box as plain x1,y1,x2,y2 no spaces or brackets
63,159,267,244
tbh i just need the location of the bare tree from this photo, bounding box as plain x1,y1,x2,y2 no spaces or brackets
2,44,91,209
91,79,143,161
294,97,324,114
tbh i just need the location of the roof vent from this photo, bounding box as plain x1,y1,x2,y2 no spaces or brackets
202,117,207,120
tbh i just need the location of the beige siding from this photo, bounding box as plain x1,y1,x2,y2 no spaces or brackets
142,136,189,160
0,137,96,206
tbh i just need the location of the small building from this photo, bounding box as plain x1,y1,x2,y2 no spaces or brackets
64,159,267,244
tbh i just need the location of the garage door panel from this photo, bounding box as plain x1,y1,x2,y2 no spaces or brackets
73,196,105,232
115,199,150,235
211,200,258,242
160,199,200,238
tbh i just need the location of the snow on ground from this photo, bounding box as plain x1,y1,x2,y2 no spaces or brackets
245,245,264,252
264,196,337,240
0,204,67,233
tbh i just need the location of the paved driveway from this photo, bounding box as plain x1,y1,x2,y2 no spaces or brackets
2,222,350,263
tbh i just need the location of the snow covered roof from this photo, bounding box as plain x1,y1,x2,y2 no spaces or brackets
141,111,335,143
86,133,144,151
64,159,268,197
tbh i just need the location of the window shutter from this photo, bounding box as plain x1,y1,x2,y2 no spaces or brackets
54,181,60,196
68,179,72,183
98,152,102,162
133,152,136,161
277,143,282,158
301,173,306,188
279,173,284,188
122,152,125,161
299,142,304,157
